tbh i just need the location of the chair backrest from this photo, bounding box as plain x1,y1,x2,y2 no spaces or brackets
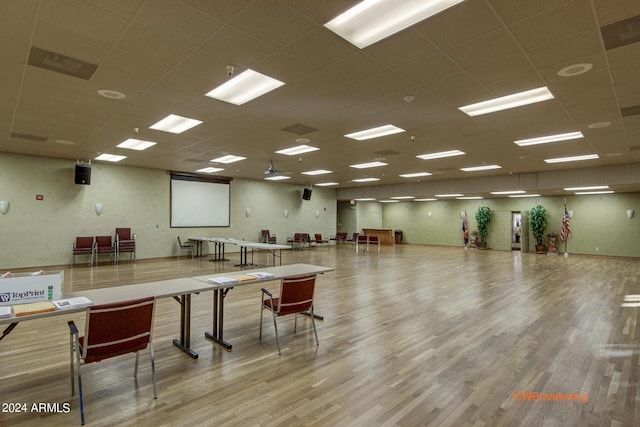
369,235,379,244
177,236,191,248
95,235,113,248
75,236,94,250
337,232,347,240
261,229,270,238
275,274,317,316
82,297,155,363
116,228,132,241
315,233,323,241
357,234,368,243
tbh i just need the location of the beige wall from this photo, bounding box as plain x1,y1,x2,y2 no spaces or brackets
0,153,337,269
378,195,640,257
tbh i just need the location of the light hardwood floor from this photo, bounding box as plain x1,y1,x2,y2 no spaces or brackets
1,244,639,426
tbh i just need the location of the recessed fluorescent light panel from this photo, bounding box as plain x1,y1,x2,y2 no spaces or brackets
149,114,202,134
457,196,483,200
315,182,339,186
205,69,285,105
415,198,437,201
490,190,525,195
435,194,463,197
352,178,380,182
350,161,388,169
461,165,502,172
265,175,290,181
95,153,126,162
276,145,319,155
380,200,400,203
391,196,415,200
563,186,609,191
210,155,246,164
509,194,541,198
417,150,465,160
324,0,464,49
514,131,584,146
354,198,376,201
575,190,614,195
345,124,405,141
400,172,432,178
196,167,224,173
544,154,599,163
459,87,554,116
117,138,157,151
302,170,332,175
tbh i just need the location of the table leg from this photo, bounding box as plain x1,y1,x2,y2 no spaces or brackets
172,294,198,359
205,288,233,349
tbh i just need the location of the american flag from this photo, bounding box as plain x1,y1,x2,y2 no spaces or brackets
561,204,571,242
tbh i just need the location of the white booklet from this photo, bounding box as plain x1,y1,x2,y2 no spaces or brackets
0,306,11,318
52,297,94,310
208,276,239,285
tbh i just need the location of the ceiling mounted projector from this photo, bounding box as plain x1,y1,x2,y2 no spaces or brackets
264,161,278,175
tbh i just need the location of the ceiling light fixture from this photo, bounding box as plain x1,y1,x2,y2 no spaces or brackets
276,145,320,155
416,150,465,160
344,124,405,141
459,86,554,116
544,154,599,163
435,194,463,197
350,161,388,169
117,138,157,151
205,69,285,105
457,196,483,200
149,114,202,134
391,196,415,199
265,175,290,181
514,131,584,146
211,155,247,164
557,63,593,77
575,190,614,195
460,165,502,172
352,178,380,182
415,198,437,201
302,170,332,175
563,185,609,191
509,194,540,198
196,167,224,173
490,190,526,195
95,153,126,162
324,0,464,49
400,172,432,178
315,182,339,186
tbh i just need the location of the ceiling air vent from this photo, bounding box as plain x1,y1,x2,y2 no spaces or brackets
601,15,640,50
280,123,318,135
28,47,98,80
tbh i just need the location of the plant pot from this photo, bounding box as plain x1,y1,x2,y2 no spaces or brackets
535,244,547,253
477,241,487,249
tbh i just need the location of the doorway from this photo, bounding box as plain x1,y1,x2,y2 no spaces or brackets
512,212,522,250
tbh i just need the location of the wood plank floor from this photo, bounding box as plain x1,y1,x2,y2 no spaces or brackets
1,245,639,426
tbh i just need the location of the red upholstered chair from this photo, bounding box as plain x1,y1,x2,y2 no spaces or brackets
313,233,329,249
72,237,95,266
261,229,276,244
356,234,369,252
346,232,359,246
94,235,115,265
67,297,157,425
259,274,319,355
368,235,381,252
115,228,136,264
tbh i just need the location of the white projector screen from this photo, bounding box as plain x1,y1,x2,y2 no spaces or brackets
170,174,230,227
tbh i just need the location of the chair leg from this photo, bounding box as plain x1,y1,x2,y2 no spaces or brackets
259,299,264,341
271,311,281,355
134,351,139,378
150,343,157,399
310,306,319,346
74,345,85,425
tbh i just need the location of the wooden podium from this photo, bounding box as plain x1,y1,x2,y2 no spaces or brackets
362,228,394,245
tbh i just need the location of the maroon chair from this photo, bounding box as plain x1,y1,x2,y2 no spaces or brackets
259,274,319,355
356,234,369,252
115,228,136,264
261,229,276,244
67,297,157,425
72,236,95,266
94,235,115,265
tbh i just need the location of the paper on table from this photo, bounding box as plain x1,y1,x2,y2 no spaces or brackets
246,272,275,279
0,306,11,318
52,297,94,310
208,276,239,285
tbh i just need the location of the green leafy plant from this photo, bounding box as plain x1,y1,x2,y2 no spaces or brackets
475,206,492,242
529,204,548,245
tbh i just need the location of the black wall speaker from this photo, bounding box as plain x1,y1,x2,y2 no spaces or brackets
302,187,312,200
75,164,91,185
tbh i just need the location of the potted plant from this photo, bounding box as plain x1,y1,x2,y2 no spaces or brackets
529,204,548,253
475,206,491,248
